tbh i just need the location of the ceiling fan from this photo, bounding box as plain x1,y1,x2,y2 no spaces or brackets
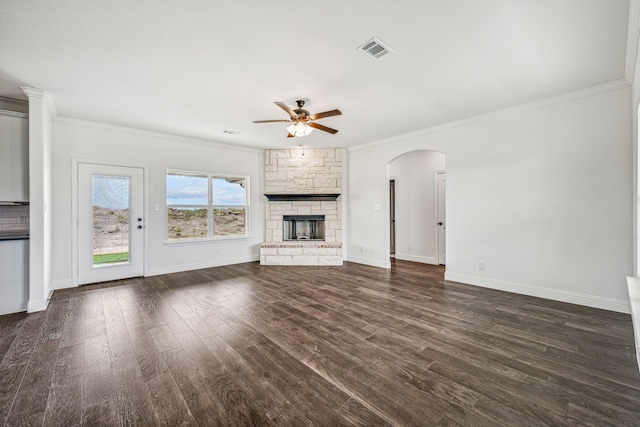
253,100,342,138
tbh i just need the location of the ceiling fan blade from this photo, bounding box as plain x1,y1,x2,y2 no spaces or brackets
310,109,342,120
275,102,298,119
309,122,339,134
253,119,292,123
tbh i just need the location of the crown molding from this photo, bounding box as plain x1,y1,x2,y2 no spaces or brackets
626,0,640,83
0,96,28,107
0,109,28,119
20,86,45,99
349,79,631,152
55,116,264,154
20,86,58,119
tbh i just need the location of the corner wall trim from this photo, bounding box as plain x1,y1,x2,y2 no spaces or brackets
445,272,630,314
27,289,53,313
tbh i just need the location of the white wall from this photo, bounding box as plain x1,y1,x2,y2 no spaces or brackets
631,0,640,276
51,118,265,289
389,150,445,264
348,84,633,313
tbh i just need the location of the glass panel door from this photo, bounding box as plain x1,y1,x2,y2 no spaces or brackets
78,163,144,285
92,174,131,265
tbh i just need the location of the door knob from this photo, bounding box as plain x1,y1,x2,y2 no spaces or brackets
137,225,142,229
438,222,443,225
138,218,143,222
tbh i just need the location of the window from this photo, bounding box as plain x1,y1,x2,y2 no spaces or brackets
167,171,248,240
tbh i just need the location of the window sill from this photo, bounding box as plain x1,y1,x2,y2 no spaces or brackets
164,235,251,246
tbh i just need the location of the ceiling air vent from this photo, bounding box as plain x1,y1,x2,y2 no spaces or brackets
358,37,393,59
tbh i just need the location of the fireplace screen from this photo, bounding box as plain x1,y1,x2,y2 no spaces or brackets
283,215,325,241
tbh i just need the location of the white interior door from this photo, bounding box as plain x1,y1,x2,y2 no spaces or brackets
436,171,446,265
78,163,144,285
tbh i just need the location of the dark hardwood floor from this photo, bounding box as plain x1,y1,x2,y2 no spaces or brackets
1,260,639,426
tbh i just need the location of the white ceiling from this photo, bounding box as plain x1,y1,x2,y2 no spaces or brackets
0,0,631,149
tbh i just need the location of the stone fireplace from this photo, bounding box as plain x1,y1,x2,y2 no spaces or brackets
260,148,343,266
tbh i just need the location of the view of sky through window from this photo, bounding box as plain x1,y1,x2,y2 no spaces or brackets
166,174,208,205
92,175,129,210
212,178,245,205
166,174,245,206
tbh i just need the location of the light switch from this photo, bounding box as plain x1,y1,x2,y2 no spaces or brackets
154,204,160,211
373,204,381,211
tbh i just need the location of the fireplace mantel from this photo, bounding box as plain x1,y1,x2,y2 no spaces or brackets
264,194,340,202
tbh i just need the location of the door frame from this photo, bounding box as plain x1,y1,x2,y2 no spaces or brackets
435,170,446,265
389,177,397,256
71,159,148,287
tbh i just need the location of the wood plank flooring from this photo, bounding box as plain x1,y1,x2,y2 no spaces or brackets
1,259,639,426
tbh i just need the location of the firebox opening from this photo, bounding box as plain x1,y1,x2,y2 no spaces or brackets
283,215,325,241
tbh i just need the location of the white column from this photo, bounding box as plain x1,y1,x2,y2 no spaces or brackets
21,86,57,312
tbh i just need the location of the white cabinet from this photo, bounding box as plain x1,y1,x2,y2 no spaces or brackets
0,111,29,202
0,239,28,314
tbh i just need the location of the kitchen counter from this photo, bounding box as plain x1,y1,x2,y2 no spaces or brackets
0,231,29,241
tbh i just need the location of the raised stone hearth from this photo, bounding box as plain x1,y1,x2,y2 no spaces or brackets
260,242,342,266
260,148,343,266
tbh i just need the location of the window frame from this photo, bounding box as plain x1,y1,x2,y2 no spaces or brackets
166,169,250,243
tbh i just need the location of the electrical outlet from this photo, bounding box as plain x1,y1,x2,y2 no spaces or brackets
479,261,486,270
360,246,364,253
408,244,412,250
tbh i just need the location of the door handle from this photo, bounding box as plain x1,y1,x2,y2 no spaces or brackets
438,222,443,226
137,225,143,229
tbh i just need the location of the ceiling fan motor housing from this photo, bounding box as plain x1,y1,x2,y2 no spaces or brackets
294,110,310,122
294,100,310,121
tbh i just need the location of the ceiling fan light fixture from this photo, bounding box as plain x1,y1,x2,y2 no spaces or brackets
254,100,340,137
287,122,313,137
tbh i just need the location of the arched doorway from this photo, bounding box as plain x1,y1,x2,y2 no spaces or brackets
388,150,445,266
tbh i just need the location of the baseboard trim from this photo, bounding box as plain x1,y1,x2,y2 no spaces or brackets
445,272,630,314
346,255,390,269
48,257,261,290
147,255,259,276
394,253,438,265
27,289,53,313
626,277,640,374
51,279,74,291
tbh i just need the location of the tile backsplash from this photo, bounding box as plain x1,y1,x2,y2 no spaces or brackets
0,205,29,232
